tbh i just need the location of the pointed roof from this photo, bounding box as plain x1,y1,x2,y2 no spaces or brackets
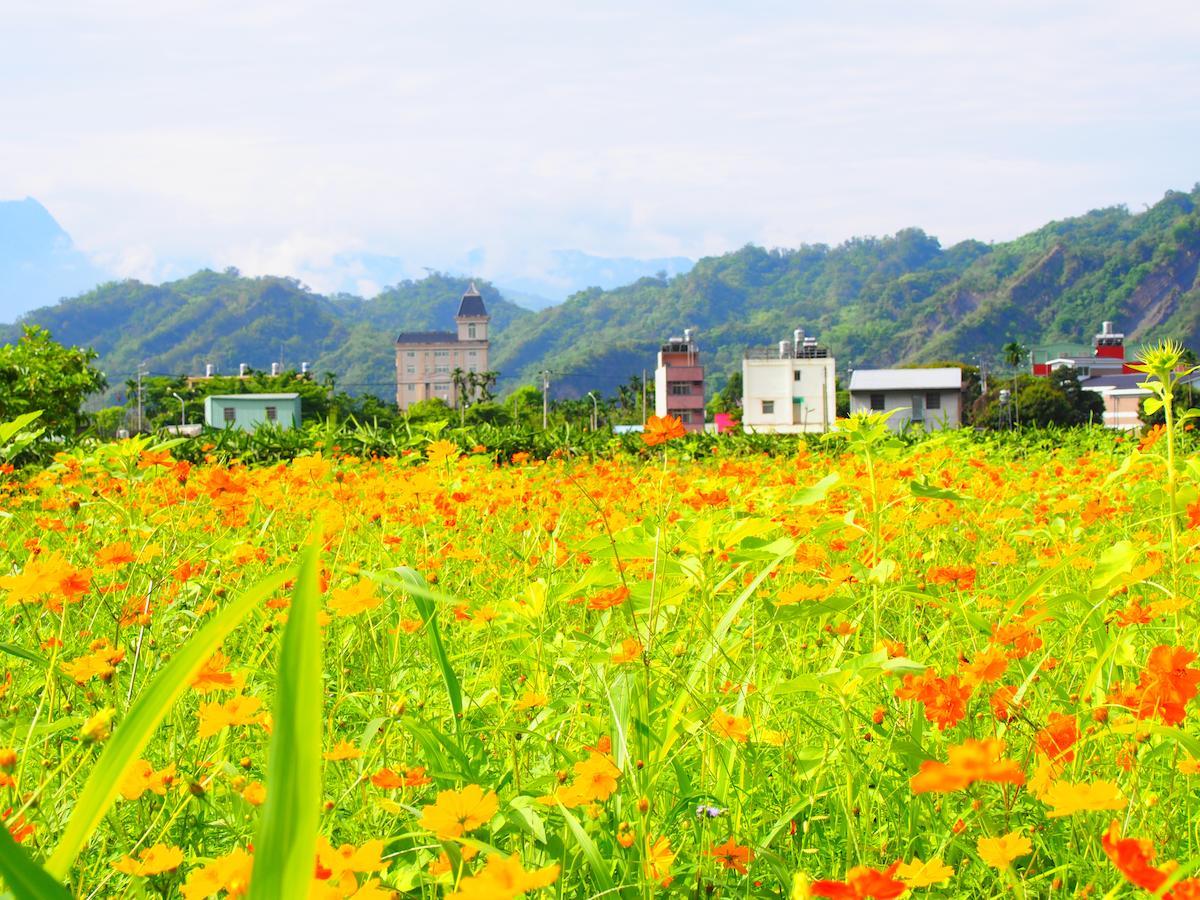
456,281,488,318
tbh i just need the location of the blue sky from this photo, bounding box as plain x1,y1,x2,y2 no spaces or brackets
2,0,1198,293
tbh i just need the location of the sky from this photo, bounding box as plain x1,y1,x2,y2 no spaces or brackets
2,0,1199,293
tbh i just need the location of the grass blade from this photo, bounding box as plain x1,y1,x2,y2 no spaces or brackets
557,803,617,895
248,540,324,900
0,824,69,900
390,566,463,725
45,567,291,880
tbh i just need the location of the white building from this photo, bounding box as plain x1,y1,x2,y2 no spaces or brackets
848,368,963,431
741,330,836,433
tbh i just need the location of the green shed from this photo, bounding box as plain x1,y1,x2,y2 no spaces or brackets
203,393,301,431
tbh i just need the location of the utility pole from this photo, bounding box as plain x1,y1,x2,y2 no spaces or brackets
172,392,185,427
587,391,599,431
641,369,647,424
540,370,550,429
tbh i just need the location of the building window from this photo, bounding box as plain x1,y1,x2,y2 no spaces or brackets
434,350,450,358
678,411,692,423
468,324,477,339
926,392,941,409
223,407,235,423
407,384,415,392
265,406,277,421
435,365,449,374
762,400,775,415
406,351,416,358
793,370,802,382
468,350,477,357
434,383,449,393
406,366,416,375
669,383,691,395
870,393,885,411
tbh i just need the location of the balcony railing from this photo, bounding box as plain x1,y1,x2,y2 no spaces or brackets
744,345,831,360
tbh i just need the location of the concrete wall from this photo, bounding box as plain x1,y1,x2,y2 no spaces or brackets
741,357,836,433
849,389,961,431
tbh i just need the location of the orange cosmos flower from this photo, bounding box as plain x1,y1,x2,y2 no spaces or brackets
910,738,1025,793
1035,712,1079,762
1101,820,1170,893
191,651,239,694
644,836,676,888
95,541,137,569
708,837,754,874
989,685,1019,721
610,637,643,664
323,740,363,761
642,415,686,447
419,784,499,838
112,843,184,877
709,708,751,743
327,579,383,617
197,695,265,739
118,759,177,800
587,585,630,611
810,862,906,899
370,768,404,789
572,752,621,802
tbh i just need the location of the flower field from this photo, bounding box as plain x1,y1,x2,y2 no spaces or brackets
2,409,1200,897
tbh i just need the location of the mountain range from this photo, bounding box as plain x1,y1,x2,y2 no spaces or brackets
3,185,1200,402
0,198,693,318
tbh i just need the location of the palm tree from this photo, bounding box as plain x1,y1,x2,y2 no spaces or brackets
1001,341,1027,428
450,368,468,425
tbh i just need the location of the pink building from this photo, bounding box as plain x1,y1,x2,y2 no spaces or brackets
654,329,705,432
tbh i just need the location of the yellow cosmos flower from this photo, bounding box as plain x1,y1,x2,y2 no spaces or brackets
895,855,954,887
977,830,1032,869
1041,779,1127,817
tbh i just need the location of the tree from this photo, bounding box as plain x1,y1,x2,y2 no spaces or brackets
1001,341,1027,427
0,326,107,437
1013,378,1073,426
1048,367,1105,425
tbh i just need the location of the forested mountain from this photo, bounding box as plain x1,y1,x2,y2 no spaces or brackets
0,270,529,392
490,186,1200,391
5,186,1200,399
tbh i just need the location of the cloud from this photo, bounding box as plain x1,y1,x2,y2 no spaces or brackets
1,0,1198,284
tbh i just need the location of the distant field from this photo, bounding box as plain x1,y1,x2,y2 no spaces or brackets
1,422,1198,898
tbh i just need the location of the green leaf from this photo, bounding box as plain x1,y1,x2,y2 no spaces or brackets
0,824,70,900
909,479,970,502
248,540,325,900
0,412,43,447
1143,396,1164,415
391,566,463,727
557,803,617,894
1090,540,1137,596
0,644,47,668
45,567,292,880
791,472,841,506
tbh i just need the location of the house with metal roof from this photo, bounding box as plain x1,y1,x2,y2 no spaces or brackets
394,284,490,411
848,368,963,431
203,393,301,431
